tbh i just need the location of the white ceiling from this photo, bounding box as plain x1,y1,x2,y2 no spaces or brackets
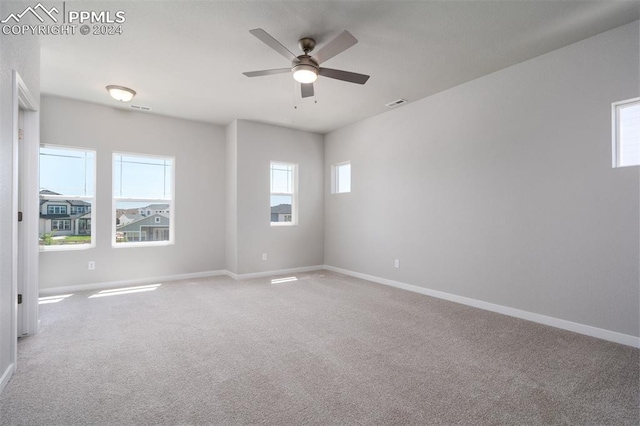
38,1,639,134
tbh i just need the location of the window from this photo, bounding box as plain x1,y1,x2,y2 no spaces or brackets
70,205,88,214
613,98,640,167
39,145,95,249
113,153,174,246
47,205,68,215
331,161,351,194
270,162,297,225
51,220,71,231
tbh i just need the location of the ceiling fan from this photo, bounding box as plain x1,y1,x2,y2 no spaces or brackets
243,29,370,98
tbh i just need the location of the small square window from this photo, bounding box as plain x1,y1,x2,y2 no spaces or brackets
612,98,640,167
332,162,351,194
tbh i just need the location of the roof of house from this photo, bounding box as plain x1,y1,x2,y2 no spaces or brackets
120,213,144,222
271,204,291,214
40,198,91,207
117,213,170,231
142,204,170,211
40,212,90,220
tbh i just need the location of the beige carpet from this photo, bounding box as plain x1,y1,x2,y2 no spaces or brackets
1,271,638,425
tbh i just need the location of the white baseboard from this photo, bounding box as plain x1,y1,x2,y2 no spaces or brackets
0,363,14,394
39,270,227,296
36,264,638,348
38,266,326,296
323,265,640,349
226,265,324,281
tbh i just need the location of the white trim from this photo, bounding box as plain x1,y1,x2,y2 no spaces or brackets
331,161,351,194
39,270,226,297
226,270,240,280
612,97,640,168
18,93,40,336
270,221,295,227
270,161,298,226
12,70,40,366
323,265,640,348
40,267,328,296
36,263,639,348
113,240,172,249
0,364,15,394
225,265,324,281
38,144,96,252
112,152,175,247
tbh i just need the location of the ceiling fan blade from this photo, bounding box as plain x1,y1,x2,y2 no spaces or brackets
243,68,291,77
312,30,358,64
249,28,297,62
319,68,370,85
301,83,314,98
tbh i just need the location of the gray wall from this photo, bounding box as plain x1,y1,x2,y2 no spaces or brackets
324,22,640,337
234,120,324,274
39,96,226,289
0,12,40,384
225,120,238,273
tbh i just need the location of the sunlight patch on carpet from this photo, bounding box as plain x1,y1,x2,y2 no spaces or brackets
271,277,298,284
38,294,73,304
89,284,162,298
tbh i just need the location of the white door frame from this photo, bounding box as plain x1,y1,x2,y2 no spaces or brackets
11,70,39,367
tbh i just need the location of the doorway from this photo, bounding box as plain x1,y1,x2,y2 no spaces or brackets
7,71,39,389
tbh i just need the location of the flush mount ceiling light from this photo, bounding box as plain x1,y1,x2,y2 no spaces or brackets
106,85,136,102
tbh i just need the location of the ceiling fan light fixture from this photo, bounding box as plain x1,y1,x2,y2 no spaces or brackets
106,85,136,102
292,64,318,84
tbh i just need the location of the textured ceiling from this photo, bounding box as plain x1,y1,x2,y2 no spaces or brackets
36,1,639,133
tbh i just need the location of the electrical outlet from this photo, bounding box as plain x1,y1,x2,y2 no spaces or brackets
88,261,95,270
262,253,267,261
394,259,400,269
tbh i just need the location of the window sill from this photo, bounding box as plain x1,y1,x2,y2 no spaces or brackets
113,241,174,248
39,244,95,252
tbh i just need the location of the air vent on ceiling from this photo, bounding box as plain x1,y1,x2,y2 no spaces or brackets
130,104,152,112
385,98,407,108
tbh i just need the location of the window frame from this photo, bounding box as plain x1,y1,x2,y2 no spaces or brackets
39,144,96,251
270,161,298,227
612,97,640,168
331,161,351,194
112,151,175,248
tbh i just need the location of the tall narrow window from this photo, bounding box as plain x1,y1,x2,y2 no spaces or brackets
113,153,174,245
39,145,95,250
270,162,297,225
613,98,640,167
332,161,351,194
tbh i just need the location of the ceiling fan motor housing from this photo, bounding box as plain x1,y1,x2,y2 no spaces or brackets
292,55,319,73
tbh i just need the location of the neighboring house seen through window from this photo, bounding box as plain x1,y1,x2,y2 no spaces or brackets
39,145,95,250
113,153,174,246
270,162,297,225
